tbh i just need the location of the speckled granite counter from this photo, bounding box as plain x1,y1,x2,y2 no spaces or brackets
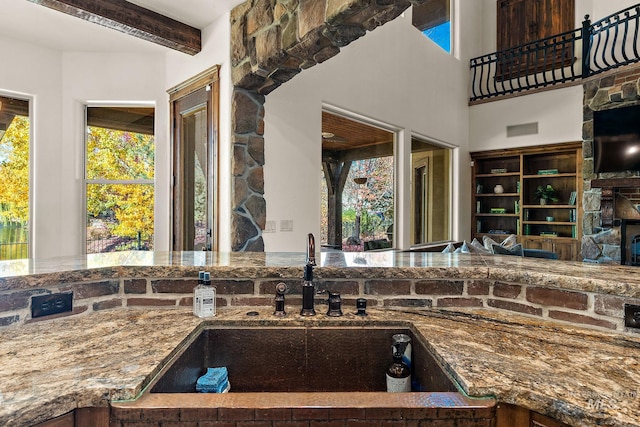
0,251,639,426
1,251,640,297
1,306,639,427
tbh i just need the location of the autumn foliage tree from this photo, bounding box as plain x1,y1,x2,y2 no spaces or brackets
86,127,154,246
0,115,29,226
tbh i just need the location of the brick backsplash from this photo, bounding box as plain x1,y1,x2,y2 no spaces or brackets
1,274,639,334
487,299,543,317
492,283,522,299
526,287,589,310
415,280,464,295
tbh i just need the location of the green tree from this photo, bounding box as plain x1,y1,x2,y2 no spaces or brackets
0,115,29,225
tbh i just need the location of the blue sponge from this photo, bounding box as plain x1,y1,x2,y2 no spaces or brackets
196,367,229,393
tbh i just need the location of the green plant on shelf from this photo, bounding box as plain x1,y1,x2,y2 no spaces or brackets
535,184,559,205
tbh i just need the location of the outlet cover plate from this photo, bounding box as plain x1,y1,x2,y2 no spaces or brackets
32,292,73,318
624,303,640,329
264,220,276,233
280,219,294,232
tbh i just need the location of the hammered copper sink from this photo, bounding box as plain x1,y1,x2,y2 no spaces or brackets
149,326,458,393
111,324,496,426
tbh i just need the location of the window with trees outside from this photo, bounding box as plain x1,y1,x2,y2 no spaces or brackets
321,111,395,251
85,106,155,253
0,95,30,260
320,111,452,250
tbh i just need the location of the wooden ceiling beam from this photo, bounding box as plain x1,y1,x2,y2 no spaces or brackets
27,0,201,55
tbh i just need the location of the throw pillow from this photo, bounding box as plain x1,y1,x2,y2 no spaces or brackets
501,234,517,248
483,234,517,251
441,242,456,253
470,238,492,254
491,243,524,257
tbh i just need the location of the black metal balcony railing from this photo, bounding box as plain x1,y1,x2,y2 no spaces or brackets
470,4,640,102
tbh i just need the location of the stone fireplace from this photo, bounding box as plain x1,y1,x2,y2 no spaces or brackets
583,178,640,263
582,66,640,263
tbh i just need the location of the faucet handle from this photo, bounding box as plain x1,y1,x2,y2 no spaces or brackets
327,291,342,317
274,282,287,317
275,282,287,295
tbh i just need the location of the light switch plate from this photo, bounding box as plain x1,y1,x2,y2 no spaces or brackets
280,219,293,232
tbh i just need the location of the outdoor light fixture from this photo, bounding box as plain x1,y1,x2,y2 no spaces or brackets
353,177,368,185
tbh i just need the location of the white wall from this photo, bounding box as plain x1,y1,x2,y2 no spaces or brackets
263,8,475,252
0,11,233,258
0,40,169,259
164,12,234,252
469,1,640,155
0,44,167,259
61,52,167,255
591,0,637,19
0,37,63,259
468,86,584,152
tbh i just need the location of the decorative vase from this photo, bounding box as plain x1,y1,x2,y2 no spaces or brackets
493,184,504,194
540,198,547,206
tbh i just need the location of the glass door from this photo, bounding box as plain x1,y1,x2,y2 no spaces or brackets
410,137,451,246
169,67,219,251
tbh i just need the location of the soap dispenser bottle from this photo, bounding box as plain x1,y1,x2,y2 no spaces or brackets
193,271,205,315
194,272,216,318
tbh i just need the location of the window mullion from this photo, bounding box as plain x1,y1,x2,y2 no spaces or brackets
85,179,154,185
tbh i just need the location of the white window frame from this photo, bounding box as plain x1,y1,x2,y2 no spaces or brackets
83,103,155,254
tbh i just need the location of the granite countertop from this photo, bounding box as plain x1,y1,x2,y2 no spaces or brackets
1,306,639,427
1,251,640,298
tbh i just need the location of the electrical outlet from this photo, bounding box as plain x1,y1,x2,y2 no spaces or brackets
624,304,640,329
31,292,73,318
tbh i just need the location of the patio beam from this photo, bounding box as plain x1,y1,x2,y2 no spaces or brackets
27,0,201,55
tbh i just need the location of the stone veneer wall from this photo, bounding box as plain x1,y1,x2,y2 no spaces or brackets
229,0,427,251
1,273,639,335
581,64,640,261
